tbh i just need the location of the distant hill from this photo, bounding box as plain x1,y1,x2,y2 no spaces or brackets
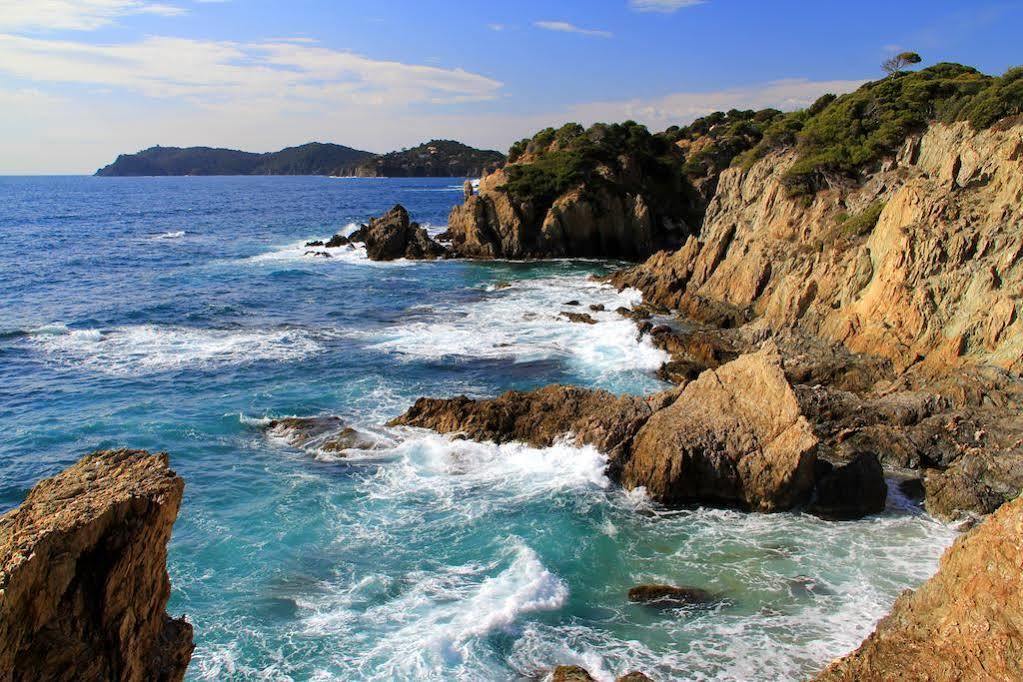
338,140,505,178
94,142,374,176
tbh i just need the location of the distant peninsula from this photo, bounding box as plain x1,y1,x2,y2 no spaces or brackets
95,139,505,177
94,142,374,177
337,139,505,178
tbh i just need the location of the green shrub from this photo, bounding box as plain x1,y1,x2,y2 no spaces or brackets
839,201,886,238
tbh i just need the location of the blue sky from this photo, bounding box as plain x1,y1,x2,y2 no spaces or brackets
1,0,1020,173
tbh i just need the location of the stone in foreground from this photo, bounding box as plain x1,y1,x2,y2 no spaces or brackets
622,343,819,511
815,495,1023,681
0,449,193,682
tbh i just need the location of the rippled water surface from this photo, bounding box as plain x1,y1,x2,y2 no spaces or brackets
0,176,955,681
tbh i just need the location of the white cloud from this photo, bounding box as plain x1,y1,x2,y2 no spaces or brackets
0,0,185,32
534,21,613,38
0,34,503,105
487,23,507,32
629,0,705,13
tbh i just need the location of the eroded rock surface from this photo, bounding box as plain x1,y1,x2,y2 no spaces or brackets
0,449,193,682
611,122,1023,374
815,495,1023,681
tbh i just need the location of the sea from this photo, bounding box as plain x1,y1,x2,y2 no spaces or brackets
0,176,956,681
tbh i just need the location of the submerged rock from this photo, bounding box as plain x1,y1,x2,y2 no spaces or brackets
627,584,715,606
264,416,381,455
815,495,1023,680
621,344,819,511
0,449,193,681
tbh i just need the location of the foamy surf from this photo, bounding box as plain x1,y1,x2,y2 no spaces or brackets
29,324,325,374
300,542,569,680
364,277,667,391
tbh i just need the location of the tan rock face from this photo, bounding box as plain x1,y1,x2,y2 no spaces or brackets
0,449,193,682
621,344,818,511
613,122,1023,373
814,495,1023,681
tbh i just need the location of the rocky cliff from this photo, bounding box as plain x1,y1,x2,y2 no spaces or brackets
815,494,1023,681
611,120,1023,374
447,122,695,260
0,449,192,682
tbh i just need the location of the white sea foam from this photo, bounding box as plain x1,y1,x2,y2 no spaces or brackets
366,431,610,513
154,230,185,239
30,324,324,374
365,277,667,388
300,542,568,680
245,222,423,266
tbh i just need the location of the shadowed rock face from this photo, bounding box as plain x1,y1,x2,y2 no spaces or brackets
0,449,193,682
814,495,1023,681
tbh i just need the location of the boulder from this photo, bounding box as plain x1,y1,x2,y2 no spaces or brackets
0,450,193,681
809,452,888,520
621,344,819,511
814,495,1023,681
324,234,349,248
351,205,447,260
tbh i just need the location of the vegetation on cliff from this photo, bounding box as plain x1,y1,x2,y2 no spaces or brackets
339,139,504,177
95,142,374,176
737,63,1023,193
504,121,688,220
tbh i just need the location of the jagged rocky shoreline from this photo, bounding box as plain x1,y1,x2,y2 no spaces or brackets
4,64,1021,680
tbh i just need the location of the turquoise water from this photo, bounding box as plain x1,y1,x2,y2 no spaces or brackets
0,176,955,681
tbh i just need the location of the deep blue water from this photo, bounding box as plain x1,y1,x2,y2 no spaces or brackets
0,176,954,681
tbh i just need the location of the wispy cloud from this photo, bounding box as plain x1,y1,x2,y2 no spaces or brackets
0,34,503,105
0,0,186,32
629,0,705,13
487,23,508,32
534,21,613,38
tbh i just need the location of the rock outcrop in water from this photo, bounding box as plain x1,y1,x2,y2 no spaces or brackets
391,346,892,516
357,205,448,260
390,384,655,463
0,449,193,681
814,494,1023,681
339,204,448,261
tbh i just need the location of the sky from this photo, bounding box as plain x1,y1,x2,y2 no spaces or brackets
1,0,1020,173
